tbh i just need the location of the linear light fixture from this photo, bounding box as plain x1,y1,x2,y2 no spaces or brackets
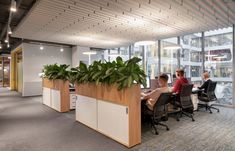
10,0,17,12
163,44,181,50
134,41,155,46
82,51,97,55
83,51,97,65
0,42,2,49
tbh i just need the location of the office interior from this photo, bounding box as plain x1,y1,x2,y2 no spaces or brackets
0,0,235,151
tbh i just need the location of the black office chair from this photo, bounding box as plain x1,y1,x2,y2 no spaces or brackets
147,92,172,135
176,84,195,121
198,81,219,114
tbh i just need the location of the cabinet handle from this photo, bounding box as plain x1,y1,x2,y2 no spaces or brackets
126,107,128,114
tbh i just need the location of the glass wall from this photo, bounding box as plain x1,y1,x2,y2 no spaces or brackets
204,27,233,105
101,26,234,106
180,33,203,84
103,46,130,62
145,43,159,79
131,45,144,70
160,37,178,76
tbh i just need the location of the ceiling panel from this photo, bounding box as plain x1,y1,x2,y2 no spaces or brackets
12,0,235,48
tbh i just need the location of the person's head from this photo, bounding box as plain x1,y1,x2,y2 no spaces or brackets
202,71,210,80
158,73,168,87
176,69,185,78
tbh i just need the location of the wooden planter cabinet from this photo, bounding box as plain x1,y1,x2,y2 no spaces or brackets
75,83,141,148
42,78,70,112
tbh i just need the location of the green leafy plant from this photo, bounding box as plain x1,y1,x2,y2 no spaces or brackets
70,57,147,90
43,64,70,81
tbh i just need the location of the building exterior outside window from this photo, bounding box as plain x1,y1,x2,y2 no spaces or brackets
102,26,234,106
204,27,233,105
160,37,178,76
180,33,202,84
145,43,159,79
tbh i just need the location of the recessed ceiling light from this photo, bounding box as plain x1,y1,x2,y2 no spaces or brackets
8,26,12,34
40,46,44,50
5,35,9,43
60,48,64,52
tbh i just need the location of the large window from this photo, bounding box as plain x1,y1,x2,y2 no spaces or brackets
145,43,159,78
180,33,203,84
161,38,178,76
204,27,233,105
103,47,130,62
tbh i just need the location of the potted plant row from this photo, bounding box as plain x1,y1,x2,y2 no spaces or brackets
42,64,70,112
70,57,146,147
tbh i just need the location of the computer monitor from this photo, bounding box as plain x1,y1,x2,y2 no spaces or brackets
166,73,172,84
141,76,151,89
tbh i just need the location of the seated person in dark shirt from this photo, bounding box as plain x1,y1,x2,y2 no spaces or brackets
172,69,189,94
198,71,212,96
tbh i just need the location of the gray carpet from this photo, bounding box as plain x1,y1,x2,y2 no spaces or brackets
1,88,235,151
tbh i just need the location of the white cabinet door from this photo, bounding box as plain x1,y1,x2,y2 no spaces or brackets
97,100,129,145
51,89,61,111
42,87,51,107
76,95,97,130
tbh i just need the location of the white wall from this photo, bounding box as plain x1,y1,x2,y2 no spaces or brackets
22,43,72,96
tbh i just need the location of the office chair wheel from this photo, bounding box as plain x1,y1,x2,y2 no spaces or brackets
217,110,220,113
210,111,212,114
192,118,195,122
166,127,170,131
176,118,180,122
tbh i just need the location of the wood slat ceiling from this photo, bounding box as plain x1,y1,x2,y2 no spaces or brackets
12,0,235,48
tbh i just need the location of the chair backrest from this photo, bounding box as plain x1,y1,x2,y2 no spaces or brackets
152,92,172,118
206,81,217,101
180,84,193,109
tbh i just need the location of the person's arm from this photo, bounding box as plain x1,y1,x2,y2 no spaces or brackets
141,90,156,100
198,81,207,90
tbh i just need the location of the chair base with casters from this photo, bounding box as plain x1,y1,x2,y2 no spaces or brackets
172,101,195,122
179,108,195,121
198,103,220,114
150,116,169,135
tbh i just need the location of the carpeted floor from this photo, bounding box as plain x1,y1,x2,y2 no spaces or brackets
1,88,235,151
